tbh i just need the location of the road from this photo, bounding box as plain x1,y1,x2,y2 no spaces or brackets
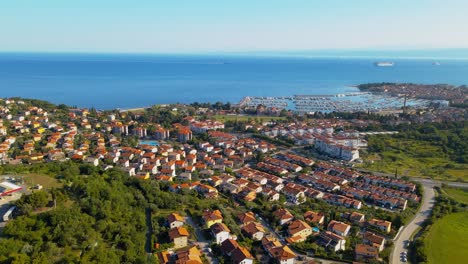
415,178,468,188
144,208,153,255
356,169,468,188
186,216,219,264
390,181,436,264
0,193,23,233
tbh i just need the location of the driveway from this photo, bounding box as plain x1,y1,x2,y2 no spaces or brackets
390,182,436,264
186,216,219,264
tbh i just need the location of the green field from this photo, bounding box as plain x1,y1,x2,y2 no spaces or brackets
361,136,468,181
5,173,62,189
442,187,468,204
212,114,286,122
424,212,468,264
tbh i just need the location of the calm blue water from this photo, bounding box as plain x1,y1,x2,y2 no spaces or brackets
0,53,467,109
139,140,159,146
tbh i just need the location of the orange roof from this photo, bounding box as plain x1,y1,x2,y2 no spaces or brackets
237,211,256,224
169,227,189,240
168,212,185,223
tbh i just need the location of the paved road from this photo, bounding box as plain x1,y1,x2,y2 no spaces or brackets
415,178,468,188
144,208,153,255
390,182,436,264
186,216,219,264
0,193,23,233
356,169,468,188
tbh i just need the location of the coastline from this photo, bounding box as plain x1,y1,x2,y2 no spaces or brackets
1,54,468,109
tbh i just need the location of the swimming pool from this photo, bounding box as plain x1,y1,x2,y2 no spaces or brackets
139,140,160,146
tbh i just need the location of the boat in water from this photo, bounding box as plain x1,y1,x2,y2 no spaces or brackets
374,62,394,67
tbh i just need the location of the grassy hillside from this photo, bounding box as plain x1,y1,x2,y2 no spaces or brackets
361,122,467,181
424,212,468,264
442,187,468,204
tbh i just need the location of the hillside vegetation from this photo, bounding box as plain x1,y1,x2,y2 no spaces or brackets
424,212,468,264
0,162,205,264
362,121,468,181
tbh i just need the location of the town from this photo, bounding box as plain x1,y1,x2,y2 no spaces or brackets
0,96,442,264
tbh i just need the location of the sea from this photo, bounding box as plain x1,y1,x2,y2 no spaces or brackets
0,53,467,110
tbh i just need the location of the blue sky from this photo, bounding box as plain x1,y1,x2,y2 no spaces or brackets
1,0,467,53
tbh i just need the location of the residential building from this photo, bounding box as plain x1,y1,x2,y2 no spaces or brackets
232,246,254,264
220,239,240,256
237,211,256,225
202,210,223,228
327,220,351,237
367,218,392,233
363,231,386,252
355,244,379,261
242,222,265,241
168,226,189,249
318,231,346,252
262,236,296,264
286,220,312,243
273,208,294,225
211,222,231,244
304,211,324,225
167,212,185,229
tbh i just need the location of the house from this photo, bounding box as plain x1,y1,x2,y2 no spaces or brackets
281,185,306,204
363,231,386,252
237,211,256,225
367,218,392,233
304,211,325,225
167,212,185,229
168,226,189,249
342,211,365,224
237,189,256,202
135,172,150,180
286,220,312,243
154,127,170,140
318,231,346,252
232,246,254,264
143,163,158,175
220,238,240,256
173,246,203,264
355,244,379,261
327,220,351,237
177,172,192,181
196,184,219,199
157,250,171,264
177,127,193,143
273,208,295,225
262,236,296,264
242,222,265,241
261,187,280,202
202,210,223,228
210,222,231,244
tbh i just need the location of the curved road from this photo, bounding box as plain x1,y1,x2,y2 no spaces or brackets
390,181,436,264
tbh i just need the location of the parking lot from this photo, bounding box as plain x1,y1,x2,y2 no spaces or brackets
0,193,23,232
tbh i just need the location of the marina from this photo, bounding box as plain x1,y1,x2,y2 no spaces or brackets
239,91,433,113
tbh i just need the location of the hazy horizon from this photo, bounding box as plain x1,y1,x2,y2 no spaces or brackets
2,48,468,60
1,1,468,53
